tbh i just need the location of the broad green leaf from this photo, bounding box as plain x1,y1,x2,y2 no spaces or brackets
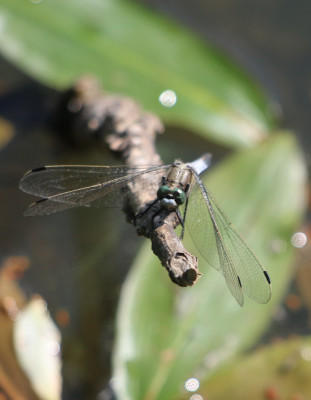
0,0,274,148
198,336,311,400
113,133,307,400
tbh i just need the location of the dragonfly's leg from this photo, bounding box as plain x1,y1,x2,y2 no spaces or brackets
176,209,185,240
177,197,189,240
136,198,159,218
161,176,166,185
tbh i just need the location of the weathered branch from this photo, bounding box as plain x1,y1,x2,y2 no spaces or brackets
56,77,200,286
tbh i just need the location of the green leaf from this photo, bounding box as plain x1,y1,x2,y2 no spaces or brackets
113,133,307,400
0,0,274,148
200,336,311,400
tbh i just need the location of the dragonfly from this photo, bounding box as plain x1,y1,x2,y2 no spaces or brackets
19,153,271,306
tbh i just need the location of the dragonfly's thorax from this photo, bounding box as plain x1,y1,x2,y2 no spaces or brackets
157,163,194,211
165,162,194,189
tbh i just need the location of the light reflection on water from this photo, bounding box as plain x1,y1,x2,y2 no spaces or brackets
159,90,177,107
190,394,203,400
47,340,61,356
185,377,200,392
291,232,307,248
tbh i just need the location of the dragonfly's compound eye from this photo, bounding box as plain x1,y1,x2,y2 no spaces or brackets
172,188,186,205
157,185,171,199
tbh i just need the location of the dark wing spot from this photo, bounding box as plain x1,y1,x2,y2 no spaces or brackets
36,198,48,204
264,271,271,284
31,167,47,172
237,276,242,288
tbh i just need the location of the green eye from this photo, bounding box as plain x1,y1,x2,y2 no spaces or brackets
157,185,171,199
172,188,186,205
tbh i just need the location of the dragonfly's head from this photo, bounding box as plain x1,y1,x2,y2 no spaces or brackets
157,185,186,211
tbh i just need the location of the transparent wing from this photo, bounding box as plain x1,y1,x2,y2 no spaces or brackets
19,165,169,216
186,173,271,306
19,165,167,197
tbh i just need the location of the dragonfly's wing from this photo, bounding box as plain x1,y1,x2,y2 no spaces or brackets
19,165,166,197
186,174,271,306
20,165,169,216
